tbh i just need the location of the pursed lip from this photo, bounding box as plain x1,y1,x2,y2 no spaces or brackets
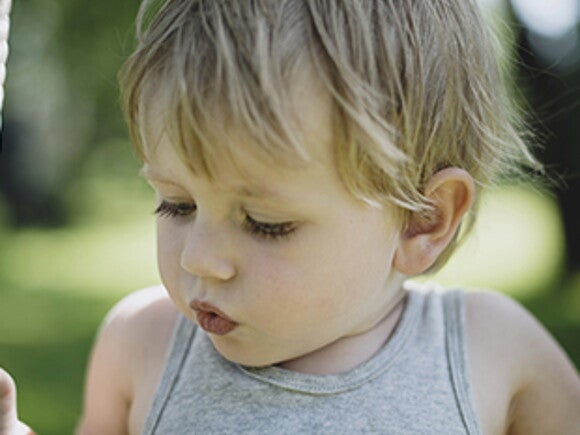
189,299,238,335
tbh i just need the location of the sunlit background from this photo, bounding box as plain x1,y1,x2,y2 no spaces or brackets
0,0,579,433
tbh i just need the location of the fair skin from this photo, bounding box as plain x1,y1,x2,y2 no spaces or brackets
1,81,579,434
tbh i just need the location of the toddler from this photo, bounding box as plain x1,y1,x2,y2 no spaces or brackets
2,0,579,434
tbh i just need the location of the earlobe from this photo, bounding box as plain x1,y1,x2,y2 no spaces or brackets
394,168,475,275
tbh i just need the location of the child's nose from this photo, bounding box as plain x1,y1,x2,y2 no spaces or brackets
179,219,236,281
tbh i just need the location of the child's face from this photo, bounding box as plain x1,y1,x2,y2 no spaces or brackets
142,85,407,368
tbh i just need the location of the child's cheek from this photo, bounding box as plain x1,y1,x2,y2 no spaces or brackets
156,219,187,291
242,248,337,315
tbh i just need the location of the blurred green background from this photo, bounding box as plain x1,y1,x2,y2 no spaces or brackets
1,0,579,433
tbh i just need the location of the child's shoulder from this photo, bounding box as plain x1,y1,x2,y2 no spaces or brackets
101,285,178,334
96,285,179,370
462,290,580,435
77,286,178,434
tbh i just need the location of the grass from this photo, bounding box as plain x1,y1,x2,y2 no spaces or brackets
0,175,578,434
0,285,113,433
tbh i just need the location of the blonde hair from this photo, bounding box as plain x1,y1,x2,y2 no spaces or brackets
119,0,542,271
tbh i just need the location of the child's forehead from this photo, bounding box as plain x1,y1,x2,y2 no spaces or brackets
141,125,330,189
140,68,335,172
140,159,305,205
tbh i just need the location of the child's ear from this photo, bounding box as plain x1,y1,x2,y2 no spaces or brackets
393,168,475,275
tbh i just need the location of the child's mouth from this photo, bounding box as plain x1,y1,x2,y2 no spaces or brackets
190,300,238,335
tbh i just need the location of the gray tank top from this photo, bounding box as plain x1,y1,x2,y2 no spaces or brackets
142,285,481,434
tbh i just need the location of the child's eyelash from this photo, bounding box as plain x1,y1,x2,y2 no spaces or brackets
153,201,296,241
242,214,297,241
154,201,197,218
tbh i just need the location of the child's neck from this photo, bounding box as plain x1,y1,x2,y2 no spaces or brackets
276,288,408,375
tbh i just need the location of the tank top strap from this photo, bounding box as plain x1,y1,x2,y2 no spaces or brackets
142,314,196,435
442,289,482,435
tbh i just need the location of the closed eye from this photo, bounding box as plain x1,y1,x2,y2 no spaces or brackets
243,214,297,241
154,200,297,241
154,201,197,217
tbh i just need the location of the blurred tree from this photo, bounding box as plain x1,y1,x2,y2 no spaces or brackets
0,0,139,226
52,0,140,146
507,0,580,277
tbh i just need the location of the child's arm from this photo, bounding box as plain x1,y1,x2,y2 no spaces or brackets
74,299,136,435
75,286,177,435
466,291,580,434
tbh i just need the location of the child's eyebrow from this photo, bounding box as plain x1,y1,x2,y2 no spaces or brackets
139,166,294,202
233,185,286,200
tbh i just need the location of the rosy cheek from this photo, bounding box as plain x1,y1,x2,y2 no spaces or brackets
247,253,320,307
243,254,289,295
156,223,184,288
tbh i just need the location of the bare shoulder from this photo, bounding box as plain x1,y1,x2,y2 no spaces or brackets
101,285,178,340
76,286,178,435
464,290,580,435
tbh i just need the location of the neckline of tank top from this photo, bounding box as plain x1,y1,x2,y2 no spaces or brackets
237,286,425,395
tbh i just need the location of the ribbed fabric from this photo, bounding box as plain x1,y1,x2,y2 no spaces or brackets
142,283,481,434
